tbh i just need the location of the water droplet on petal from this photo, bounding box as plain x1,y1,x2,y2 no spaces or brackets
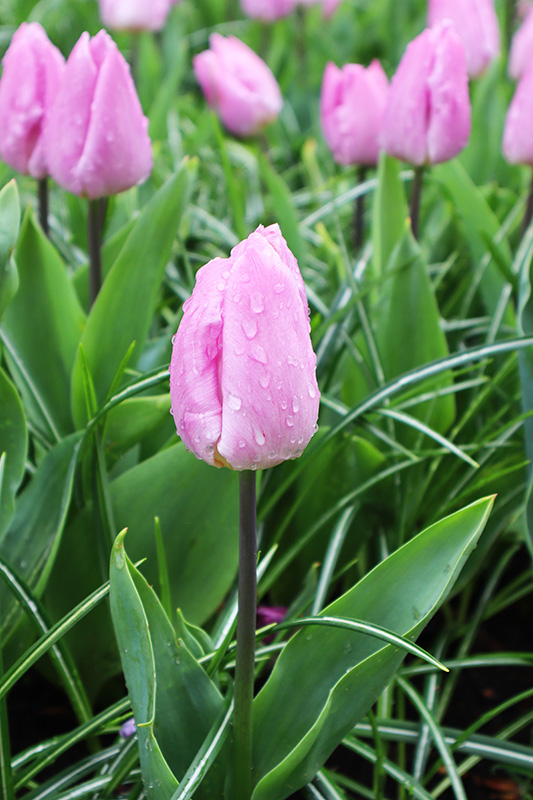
293,396,300,413
217,282,225,291
254,428,266,446
242,319,257,339
286,416,295,427
233,293,242,304
239,440,246,449
222,270,230,279
252,344,268,364
308,383,317,399
281,400,287,410
274,283,285,294
227,394,242,411
241,272,251,283
259,373,271,389
235,345,245,355
251,292,264,313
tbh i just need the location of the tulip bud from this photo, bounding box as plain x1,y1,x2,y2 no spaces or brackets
193,35,283,137
44,30,152,199
240,0,295,22
381,22,471,166
502,64,533,165
509,5,533,79
320,59,388,166
98,0,174,32
428,0,500,78
0,23,64,180
169,224,320,471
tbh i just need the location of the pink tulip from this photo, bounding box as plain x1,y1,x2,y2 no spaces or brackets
0,23,64,179
169,224,320,471
509,5,533,79
193,35,283,137
502,64,533,165
320,59,388,166
428,0,500,78
381,21,471,166
98,0,174,32
240,0,295,21
45,30,152,199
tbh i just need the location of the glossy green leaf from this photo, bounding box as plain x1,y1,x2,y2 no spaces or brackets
0,434,82,636
71,159,196,427
0,179,20,321
0,367,27,537
516,225,533,556
251,496,495,800
260,155,307,264
372,153,408,280
104,395,174,460
375,227,455,434
433,159,514,323
110,531,225,799
1,211,86,437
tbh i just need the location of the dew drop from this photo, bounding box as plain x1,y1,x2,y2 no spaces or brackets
227,394,242,411
292,396,300,413
242,318,258,339
274,283,285,294
241,272,251,283
251,292,264,313
308,383,317,399
233,293,242,303
235,345,245,355
171,334,176,344
217,281,225,291
281,400,287,410
205,443,215,454
254,428,266,446
286,415,295,427
252,344,268,364
222,270,230,279
259,373,271,389
239,440,246,449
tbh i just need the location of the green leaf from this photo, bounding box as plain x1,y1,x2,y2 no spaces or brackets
0,367,27,537
260,155,307,264
516,225,533,556
0,179,20,321
0,434,82,637
1,210,86,437
433,159,514,323
371,153,408,280
70,159,196,427
375,227,455,435
104,395,174,460
110,531,225,799
250,496,495,800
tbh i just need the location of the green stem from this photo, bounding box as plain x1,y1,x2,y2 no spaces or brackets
409,165,425,240
232,471,257,800
354,166,367,252
37,177,49,237
88,198,106,307
521,168,533,238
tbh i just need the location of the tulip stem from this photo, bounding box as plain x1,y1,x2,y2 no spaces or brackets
522,169,533,238
232,470,257,800
354,166,367,251
37,178,49,238
88,198,106,307
410,165,424,240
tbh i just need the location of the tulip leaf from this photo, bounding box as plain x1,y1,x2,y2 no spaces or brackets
433,159,514,324
103,395,174,461
110,531,225,799
374,227,455,435
260,155,307,265
1,211,86,438
372,152,408,279
44,444,238,694
250,496,494,800
0,179,20,322
0,368,27,539
0,433,82,638
70,159,196,428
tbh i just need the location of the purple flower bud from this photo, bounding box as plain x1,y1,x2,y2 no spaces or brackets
320,59,388,166
381,22,471,166
428,0,500,78
502,63,533,165
119,717,137,738
509,5,533,80
193,35,283,137
44,30,152,199
0,23,64,179
169,224,320,471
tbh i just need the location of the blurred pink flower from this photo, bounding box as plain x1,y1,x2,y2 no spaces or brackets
503,63,533,164
381,21,471,166
169,224,320,471
98,0,175,32
0,22,64,179
193,34,282,137
45,30,152,199
240,0,295,21
509,4,533,79
428,0,500,78
320,59,388,166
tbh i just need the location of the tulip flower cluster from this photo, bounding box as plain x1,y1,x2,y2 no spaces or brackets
0,23,152,200
427,0,500,78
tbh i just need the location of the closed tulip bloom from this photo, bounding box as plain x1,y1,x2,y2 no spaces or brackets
428,0,500,78
381,22,471,166
241,0,295,21
502,64,533,164
193,35,283,137
45,30,152,199
0,23,64,179
98,0,174,31
509,6,533,79
170,224,320,471
320,60,388,166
